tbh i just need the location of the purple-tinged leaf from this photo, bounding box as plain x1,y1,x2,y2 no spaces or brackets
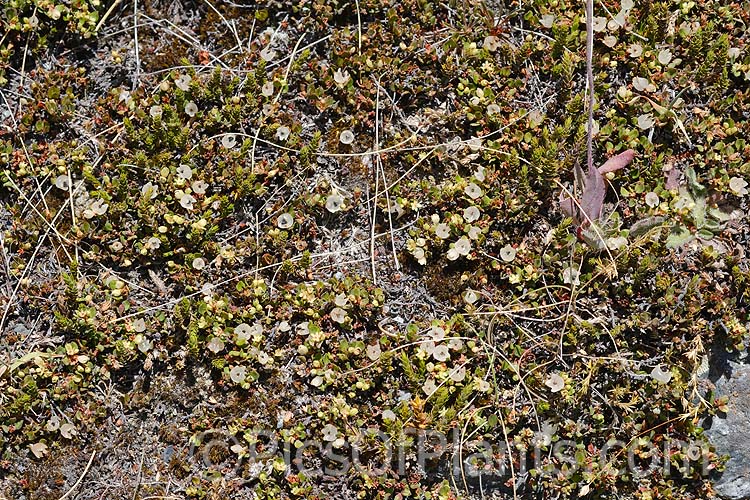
559,191,576,219
579,168,606,224
598,149,636,174
560,150,637,227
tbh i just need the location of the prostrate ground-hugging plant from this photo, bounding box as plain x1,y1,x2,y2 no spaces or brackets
0,0,748,499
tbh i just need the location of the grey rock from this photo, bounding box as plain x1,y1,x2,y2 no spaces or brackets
706,359,750,500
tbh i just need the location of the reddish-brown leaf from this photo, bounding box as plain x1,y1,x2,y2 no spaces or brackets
598,149,636,174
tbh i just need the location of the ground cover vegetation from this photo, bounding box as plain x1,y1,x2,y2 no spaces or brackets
0,0,749,498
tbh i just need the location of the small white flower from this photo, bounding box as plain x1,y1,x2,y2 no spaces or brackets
464,183,482,200
540,14,555,28
382,409,396,421
339,130,355,145
149,105,163,119
257,351,272,365
545,373,565,392
454,236,472,256
322,424,338,442
422,378,438,396
463,206,480,222
326,193,344,213
728,47,742,59
467,225,481,240
413,247,426,265
29,442,48,458
221,134,237,149
420,340,436,355
230,365,247,383
632,76,650,92
527,109,545,128
603,35,618,48
184,101,198,117
430,325,446,340
658,49,673,65
466,136,482,151
435,223,450,239
333,68,351,85
330,307,347,324
260,46,276,62
334,293,348,307
622,0,634,10
483,35,500,52
297,321,310,336
446,248,460,261
192,180,208,195
500,244,516,262
637,113,655,130
192,257,206,270
177,164,193,180
132,318,146,333
235,323,253,343
476,378,491,392
110,241,123,252
137,337,153,353
248,323,263,340
450,366,466,382
628,43,643,58
486,103,502,116
645,191,660,207
474,166,486,182
207,337,225,353
278,321,291,332
55,175,70,190
592,16,607,32
432,344,450,362
275,125,290,141
46,415,60,432
141,181,158,199
175,74,192,91
277,212,294,229
729,177,748,196
179,193,196,210
463,289,479,305
562,266,580,286
650,365,672,384
366,343,381,361
448,338,463,351
145,237,161,250
310,375,323,387
535,421,558,447
118,88,132,103
88,199,109,217
60,423,77,439
261,81,275,97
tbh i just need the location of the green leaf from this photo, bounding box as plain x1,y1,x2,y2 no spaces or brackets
702,218,722,232
692,195,706,227
629,216,665,238
708,207,731,222
666,225,694,248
